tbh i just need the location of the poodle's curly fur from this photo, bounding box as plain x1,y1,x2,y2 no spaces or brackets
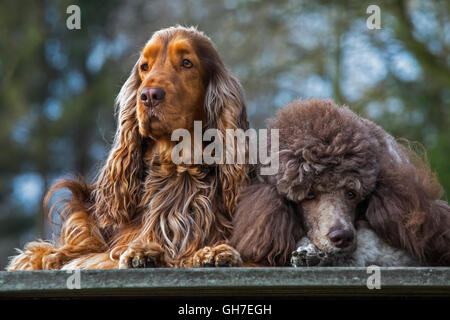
230,99,450,266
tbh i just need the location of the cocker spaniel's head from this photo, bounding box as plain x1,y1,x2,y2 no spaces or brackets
93,26,249,228
136,28,212,139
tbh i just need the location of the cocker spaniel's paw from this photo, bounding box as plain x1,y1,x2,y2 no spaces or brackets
291,237,329,267
118,242,165,269
192,244,243,267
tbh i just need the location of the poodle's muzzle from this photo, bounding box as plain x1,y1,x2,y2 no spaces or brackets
300,192,358,255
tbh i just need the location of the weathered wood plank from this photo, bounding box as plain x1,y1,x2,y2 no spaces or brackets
1,267,449,297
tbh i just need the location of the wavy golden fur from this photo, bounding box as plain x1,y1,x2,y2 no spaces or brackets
8,26,248,270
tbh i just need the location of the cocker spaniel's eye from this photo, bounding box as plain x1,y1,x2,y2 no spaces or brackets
305,192,315,201
346,190,356,200
182,59,193,68
141,63,149,71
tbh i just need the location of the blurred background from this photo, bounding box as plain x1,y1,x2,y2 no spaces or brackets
0,0,448,268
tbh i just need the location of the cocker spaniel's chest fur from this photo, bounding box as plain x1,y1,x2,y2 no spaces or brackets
132,159,228,259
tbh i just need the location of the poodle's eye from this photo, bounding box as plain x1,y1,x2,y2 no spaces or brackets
182,59,193,68
346,190,356,200
305,192,315,201
141,63,149,71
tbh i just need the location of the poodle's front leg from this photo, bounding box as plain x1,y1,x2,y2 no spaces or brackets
291,223,419,267
291,237,333,267
351,223,419,266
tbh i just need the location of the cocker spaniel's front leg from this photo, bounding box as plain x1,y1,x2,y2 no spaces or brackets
118,241,167,269
190,244,243,267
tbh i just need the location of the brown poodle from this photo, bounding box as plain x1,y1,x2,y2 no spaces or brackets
230,99,450,266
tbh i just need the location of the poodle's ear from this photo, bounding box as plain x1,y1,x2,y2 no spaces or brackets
93,61,144,229
365,158,450,265
204,66,249,216
230,184,304,266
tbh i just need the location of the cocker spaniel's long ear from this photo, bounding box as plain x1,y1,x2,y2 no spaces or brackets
365,148,450,265
204,65,249,217
230,184,304,266
92,61,144,229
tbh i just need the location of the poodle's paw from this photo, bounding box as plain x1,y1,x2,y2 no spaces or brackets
192,244,243,267
118,242,165,269
291,238,329,267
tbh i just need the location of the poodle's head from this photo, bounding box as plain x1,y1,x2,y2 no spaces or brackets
262,99,383,255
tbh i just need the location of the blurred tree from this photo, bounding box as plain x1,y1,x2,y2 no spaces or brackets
0,0,125,266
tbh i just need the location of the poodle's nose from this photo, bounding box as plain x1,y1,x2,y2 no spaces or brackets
328,227,354,248
140,87,165,107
